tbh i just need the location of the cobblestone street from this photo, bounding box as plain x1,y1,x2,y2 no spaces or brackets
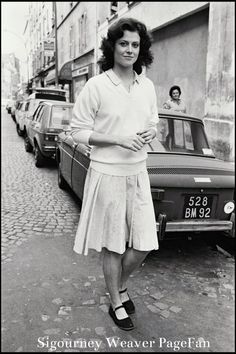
1,109,80,263
1,108,235,352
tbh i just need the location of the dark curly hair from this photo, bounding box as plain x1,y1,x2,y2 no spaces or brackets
98,18,153,75
169,85,181,98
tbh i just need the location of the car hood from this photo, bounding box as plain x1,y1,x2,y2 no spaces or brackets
147,153,235,188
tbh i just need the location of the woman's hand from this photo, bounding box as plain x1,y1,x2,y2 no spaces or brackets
137,129,156,144
118,134,146,152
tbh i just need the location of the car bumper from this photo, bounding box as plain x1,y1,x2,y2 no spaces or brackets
42,146,56,157
156,216,233,240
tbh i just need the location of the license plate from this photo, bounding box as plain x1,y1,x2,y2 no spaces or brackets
183,195,213,219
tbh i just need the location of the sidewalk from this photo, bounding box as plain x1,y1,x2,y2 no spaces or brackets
2,231,235,352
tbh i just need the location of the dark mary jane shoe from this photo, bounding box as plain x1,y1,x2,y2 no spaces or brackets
119,288,135,315
109,305,134,331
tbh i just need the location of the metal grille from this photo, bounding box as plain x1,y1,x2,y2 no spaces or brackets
147,167,233,176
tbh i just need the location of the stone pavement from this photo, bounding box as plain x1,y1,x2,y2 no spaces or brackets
2,234,235,352
1,109,235,352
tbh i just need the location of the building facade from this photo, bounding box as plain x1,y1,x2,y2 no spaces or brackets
24,2,55,89
2,53,21,100
55,2,97,102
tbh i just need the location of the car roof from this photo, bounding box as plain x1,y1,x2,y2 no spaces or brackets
27,89,67,100
32,87,67,94
38,100,74,107
158,108,203,123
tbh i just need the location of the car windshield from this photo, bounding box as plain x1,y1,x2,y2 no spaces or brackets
35,93,66,101
50,106,73,128
149,117,214,157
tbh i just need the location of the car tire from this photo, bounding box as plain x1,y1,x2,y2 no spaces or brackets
24,136,33,152
58,162,67,189
34,143,45,167
16,124,24,137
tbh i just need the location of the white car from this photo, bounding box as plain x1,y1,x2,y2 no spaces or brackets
21,88,67,138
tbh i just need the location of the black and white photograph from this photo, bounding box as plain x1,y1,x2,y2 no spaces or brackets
1,1,235,352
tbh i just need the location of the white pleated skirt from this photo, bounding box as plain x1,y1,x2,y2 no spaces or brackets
73,166,159,255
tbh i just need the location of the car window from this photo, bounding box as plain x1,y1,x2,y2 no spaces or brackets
173,120,194,150
34,93,66,101
50,106,73,128
25,102,30,111
28,100,40,116
33,105,44,121
149,117,214,157
21,102,26,112
39,106,50,123
35,106,45,122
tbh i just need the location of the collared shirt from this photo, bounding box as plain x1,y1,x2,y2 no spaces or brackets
71,69,159,169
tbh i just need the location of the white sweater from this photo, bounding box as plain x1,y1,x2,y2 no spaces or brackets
71,69,159,175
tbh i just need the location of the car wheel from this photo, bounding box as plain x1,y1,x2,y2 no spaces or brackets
34,144,45,167
24,136,33,152
16,124,24,137
58,162,67,189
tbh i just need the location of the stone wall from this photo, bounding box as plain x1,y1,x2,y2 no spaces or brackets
204,2,235,161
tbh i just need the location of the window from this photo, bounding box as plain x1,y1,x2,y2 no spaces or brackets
69,25,75,59
150,117,211,156
25,102,30,111
110,2,118,15
20,102,26,112
60,37,64,63
78,13,87,53
40,105,50,123
183,121,194,150
174,120,184,147
50,106,73,128
33,105,44,121
36,107,44,123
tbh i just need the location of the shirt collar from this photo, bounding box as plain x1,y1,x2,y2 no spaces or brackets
105,69,141,86
171,98,181,103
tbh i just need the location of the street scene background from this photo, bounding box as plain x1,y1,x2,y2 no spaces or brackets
1,1,235,353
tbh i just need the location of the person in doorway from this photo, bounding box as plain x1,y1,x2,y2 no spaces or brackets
163,85,186,113
71,17,159,331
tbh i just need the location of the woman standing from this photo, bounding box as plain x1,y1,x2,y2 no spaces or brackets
71,18,159,331
163,85,186,113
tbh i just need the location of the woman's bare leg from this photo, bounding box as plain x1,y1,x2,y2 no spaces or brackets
103,248,129,319
120,248,150,301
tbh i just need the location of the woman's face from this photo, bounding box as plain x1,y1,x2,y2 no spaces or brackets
171,89,180,100
114,30,140,69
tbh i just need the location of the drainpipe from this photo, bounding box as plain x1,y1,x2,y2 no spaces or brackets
53,2,59,88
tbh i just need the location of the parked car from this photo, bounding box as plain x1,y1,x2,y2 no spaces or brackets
24,101,73,167
15,101,27,135
56,109,235,241
6,100,14,114
20,88,67,137
10,100,19,122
